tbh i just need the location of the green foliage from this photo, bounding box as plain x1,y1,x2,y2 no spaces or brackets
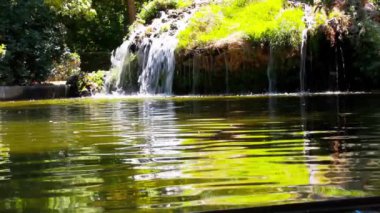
0,44,5,59
313,8,328,27
271,7,305,46
62,0,155,53
44,0,96,19
63,0,127,53
137,0,178,24
160,23,171,33
48,0,151,58
77,70,106,95
49,52,81,81
0,0,65,86
351,18,380,85
177,0,306,49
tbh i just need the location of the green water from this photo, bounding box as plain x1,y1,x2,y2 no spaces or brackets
0,94,379,212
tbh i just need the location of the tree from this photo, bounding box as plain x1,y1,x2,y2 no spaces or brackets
0,0,65,85
44,0,96,18
62,0,127,53
126,0,137,24
61,0,146,53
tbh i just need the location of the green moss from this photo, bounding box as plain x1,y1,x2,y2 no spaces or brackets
177,0,306,49
177,5,225,48
160,23,171,33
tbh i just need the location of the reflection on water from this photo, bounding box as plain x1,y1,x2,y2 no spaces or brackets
0,94,379,212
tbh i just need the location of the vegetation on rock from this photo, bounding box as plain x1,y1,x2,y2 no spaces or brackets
173,0,380,91
177,0,306,49
134,0,192,25
67,70,106,96
48,52,81,81
137,0,178,24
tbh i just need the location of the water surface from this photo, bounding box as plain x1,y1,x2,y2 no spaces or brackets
0,94,379,212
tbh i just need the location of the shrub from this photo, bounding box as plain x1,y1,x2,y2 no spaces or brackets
49,52,81,81
350,18,380,86
77,70,106,96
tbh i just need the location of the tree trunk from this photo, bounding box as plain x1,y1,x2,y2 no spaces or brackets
126,0,136,24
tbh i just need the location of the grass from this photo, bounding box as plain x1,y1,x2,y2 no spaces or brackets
177,0,306,49
177,0,192,8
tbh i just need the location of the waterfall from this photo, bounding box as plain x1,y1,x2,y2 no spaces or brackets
107,37,137,93
334,39,347,91
223,53,229,94
335,47,340,91
105,7,196,95
267,46,275,93
138,26,177,94
340,46,346,90
299,5,314,94
300,29,308,93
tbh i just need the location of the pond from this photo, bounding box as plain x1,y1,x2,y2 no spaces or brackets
0,93,379,212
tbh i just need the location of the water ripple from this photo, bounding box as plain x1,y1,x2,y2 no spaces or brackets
0,95,379,211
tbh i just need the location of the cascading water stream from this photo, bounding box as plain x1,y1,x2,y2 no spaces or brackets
335,47,340,91
299,5,314,94
267,46,275,93
340,46,346,89
108,33,138,93
299,29,308,93
334,42,346,91
138,12,178,94
105,5,199,95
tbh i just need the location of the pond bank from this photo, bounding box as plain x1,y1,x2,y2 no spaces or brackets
0,84,70,101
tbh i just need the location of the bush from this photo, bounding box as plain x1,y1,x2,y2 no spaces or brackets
49,52,81,81
77,70,106,96
0,0,65,86
350,18,380,86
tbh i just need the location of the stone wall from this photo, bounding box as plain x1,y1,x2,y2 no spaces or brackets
0,85,70,101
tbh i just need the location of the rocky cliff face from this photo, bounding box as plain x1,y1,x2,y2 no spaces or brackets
173,0,380,93
102,0,380,95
